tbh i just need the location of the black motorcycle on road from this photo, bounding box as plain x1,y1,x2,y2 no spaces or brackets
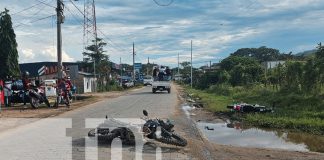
88,110,187,147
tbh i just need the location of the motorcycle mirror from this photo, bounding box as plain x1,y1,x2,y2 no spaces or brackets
143,110,148,116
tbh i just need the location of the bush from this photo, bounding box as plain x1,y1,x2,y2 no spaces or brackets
207,84,232,96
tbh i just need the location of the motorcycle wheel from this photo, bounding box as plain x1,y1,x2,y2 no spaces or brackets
30,96,40,109
44,98,50,108
65,96,70,107
156,133,187,147
111,127,135,145
88,129,119,141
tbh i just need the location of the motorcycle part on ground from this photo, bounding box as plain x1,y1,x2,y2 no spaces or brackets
155,132,187,147
88,127,135,145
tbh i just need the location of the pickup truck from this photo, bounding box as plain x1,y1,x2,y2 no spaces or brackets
152,78,171,93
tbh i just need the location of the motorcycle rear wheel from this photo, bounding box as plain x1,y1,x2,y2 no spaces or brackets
30,96,40,109
156,133,187,147
44,98,50,108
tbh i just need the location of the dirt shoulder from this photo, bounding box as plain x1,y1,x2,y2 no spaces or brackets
0,89,139,133
173,84,324,160
0,91,126,118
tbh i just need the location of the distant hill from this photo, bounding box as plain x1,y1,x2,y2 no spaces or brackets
295,49,317,57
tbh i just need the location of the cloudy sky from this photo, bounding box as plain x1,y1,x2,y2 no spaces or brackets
1,0,324,67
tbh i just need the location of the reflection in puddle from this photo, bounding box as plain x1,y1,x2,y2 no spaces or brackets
197,122,324,153
182,105,193,118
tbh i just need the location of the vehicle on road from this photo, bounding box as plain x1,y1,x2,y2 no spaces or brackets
88,110,187,147
152,65,171,93
143,75,153,86
120,76,134,88
152,80,171,93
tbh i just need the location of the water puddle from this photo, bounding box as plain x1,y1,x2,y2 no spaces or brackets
182,105,194,118
197,122,324,153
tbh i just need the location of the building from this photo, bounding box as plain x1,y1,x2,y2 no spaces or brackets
262,61,285,69
19,62,96,93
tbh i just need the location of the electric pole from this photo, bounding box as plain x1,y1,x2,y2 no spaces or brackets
210,60,212,70
56,0,64,79
133,42,135,80
147,57,150,76
191,40,193,88
178,53,180,76
120,57,122,86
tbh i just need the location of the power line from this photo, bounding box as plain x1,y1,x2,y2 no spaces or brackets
11,0,52,16
68,0,84,16
64,5,131,61
67,0,130,55
35,0,56,8
13,14,55,28
153,0,174,6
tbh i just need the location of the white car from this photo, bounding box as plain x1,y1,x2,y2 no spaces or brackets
143,76,153,86
125,80,134,87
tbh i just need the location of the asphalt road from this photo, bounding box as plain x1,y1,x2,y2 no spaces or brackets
0,85,189,160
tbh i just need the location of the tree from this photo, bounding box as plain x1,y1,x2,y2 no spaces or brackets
231,46,298,62
180,61,191,79
0,9,20,79
284,61,303,91
315,43,324,86
220,55,263,86
82,38,110,90
302,59,318,93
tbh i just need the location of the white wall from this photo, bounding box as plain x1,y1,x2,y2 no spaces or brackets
83,77,96,93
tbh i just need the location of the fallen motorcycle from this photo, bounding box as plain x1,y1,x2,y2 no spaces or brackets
88,110,187,147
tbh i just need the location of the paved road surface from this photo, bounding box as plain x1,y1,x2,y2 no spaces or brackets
0,86,189,160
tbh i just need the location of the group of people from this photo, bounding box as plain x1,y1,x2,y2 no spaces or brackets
152,66,171,81
22,71,73,107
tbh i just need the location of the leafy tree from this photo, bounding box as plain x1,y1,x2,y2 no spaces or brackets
231,46,281,62
0,9,20,78
220,55,263,86
231,46,298,62
302,59,318,93
82,38,109,74
180,61,191,79
315,43,324,86
194,71,219,89
82,38,110,89
284,61,303,91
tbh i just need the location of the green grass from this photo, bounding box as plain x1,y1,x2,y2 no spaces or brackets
185,87,232,112
184,84,324,135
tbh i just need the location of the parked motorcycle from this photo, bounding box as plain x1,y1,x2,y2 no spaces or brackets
28,86,50,109
88,110,187,147
57,88,70,107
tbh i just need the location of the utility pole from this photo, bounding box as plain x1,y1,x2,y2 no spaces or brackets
210,60,212,70
191,40,193,88
178,53,180,75
56,0,64,79
120,57,122,86
133,42,135,80
147,57,149,76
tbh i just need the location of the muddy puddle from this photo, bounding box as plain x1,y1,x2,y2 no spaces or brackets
197,122,324,153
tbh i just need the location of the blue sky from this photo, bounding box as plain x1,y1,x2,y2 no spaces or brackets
1,0,324,67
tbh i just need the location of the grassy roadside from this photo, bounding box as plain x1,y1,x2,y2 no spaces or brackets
184,85,324,135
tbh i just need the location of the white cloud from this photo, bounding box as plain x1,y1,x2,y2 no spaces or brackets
20,49,35,60
41,47,74,62
3,0,324,67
